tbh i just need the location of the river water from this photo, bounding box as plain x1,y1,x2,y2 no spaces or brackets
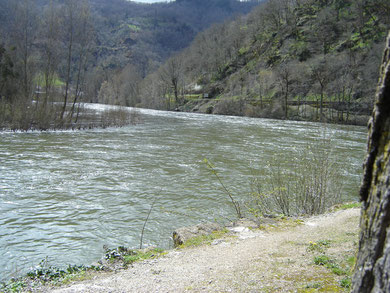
0,106,367,281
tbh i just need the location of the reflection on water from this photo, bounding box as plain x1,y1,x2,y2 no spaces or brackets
0,105,366,280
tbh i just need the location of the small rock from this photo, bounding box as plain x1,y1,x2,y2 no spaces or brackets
173,222,221,247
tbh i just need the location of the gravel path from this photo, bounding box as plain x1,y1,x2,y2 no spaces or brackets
49,208,360,292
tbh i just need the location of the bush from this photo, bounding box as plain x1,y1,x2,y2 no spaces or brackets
247,134,342,217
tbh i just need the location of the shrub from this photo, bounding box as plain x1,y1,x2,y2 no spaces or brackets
247,134,342,217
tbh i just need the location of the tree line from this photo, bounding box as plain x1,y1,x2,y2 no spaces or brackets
132,0,389,125
0,0,93,130
0,0,261,130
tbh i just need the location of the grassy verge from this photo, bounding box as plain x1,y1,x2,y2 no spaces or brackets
0,246,166,293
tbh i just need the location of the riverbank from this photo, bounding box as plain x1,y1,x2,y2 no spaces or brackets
37,207,360,292
175,98,370,126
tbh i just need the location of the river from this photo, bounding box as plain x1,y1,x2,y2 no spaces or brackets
0,105,367,281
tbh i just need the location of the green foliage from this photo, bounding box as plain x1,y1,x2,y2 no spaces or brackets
160,0,389,123
1,279,25,293
238,46,249,56
0,258,104,293
340,277,352,288
314,255,348,276
314,254,332,266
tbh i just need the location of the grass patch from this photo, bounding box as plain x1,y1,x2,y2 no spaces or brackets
34,73,65,87
340,277,352,289
179,229,229,249
123,248,166,265
331,202,361,211
305,237,356,292
306,239,332,253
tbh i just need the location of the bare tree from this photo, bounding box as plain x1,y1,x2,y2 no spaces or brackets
159,56,183,108
58,0,93,122
309,56,334,122
12,0,38,101
276,62,295,119
40,0,61,110
60,0,76,120
69,0,93,122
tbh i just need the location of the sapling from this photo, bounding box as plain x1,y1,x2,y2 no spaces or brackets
204,158,242,219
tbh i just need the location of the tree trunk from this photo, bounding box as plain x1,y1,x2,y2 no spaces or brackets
352,32,390,292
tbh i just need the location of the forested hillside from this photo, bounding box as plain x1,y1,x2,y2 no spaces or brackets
0,0,259,130
137,0,390,125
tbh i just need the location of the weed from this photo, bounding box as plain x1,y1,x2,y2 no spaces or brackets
1,279,25,293
0,258,103,293
0,246,165,292
307,240,331,253
340,277,352,288
314,255,332,266
313,255,348,276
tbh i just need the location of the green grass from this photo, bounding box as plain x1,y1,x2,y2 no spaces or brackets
334,202,361,210
123,248,166,265
314,255,348,276
307,239,332,253
34,73,65,87
307,236,356,292
179,229,229,248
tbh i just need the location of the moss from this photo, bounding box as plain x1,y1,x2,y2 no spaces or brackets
285,268,343,292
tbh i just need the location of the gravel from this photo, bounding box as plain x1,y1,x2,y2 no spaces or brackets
48,208,360,293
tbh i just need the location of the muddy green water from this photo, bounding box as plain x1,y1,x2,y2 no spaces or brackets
0,105,367,281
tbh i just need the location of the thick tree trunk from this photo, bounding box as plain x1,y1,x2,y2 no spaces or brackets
352,32,390,292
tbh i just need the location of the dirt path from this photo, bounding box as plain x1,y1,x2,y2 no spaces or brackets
49,208,360,292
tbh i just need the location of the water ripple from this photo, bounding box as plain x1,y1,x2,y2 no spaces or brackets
0,109,367,281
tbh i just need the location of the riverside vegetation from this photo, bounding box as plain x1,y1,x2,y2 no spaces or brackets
0,131,360,292
0,0,259,131
206,132,345,220
3,207,359,292
1,0,390,130
0,247,166,293
139,0,390,125
0,206,360,292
